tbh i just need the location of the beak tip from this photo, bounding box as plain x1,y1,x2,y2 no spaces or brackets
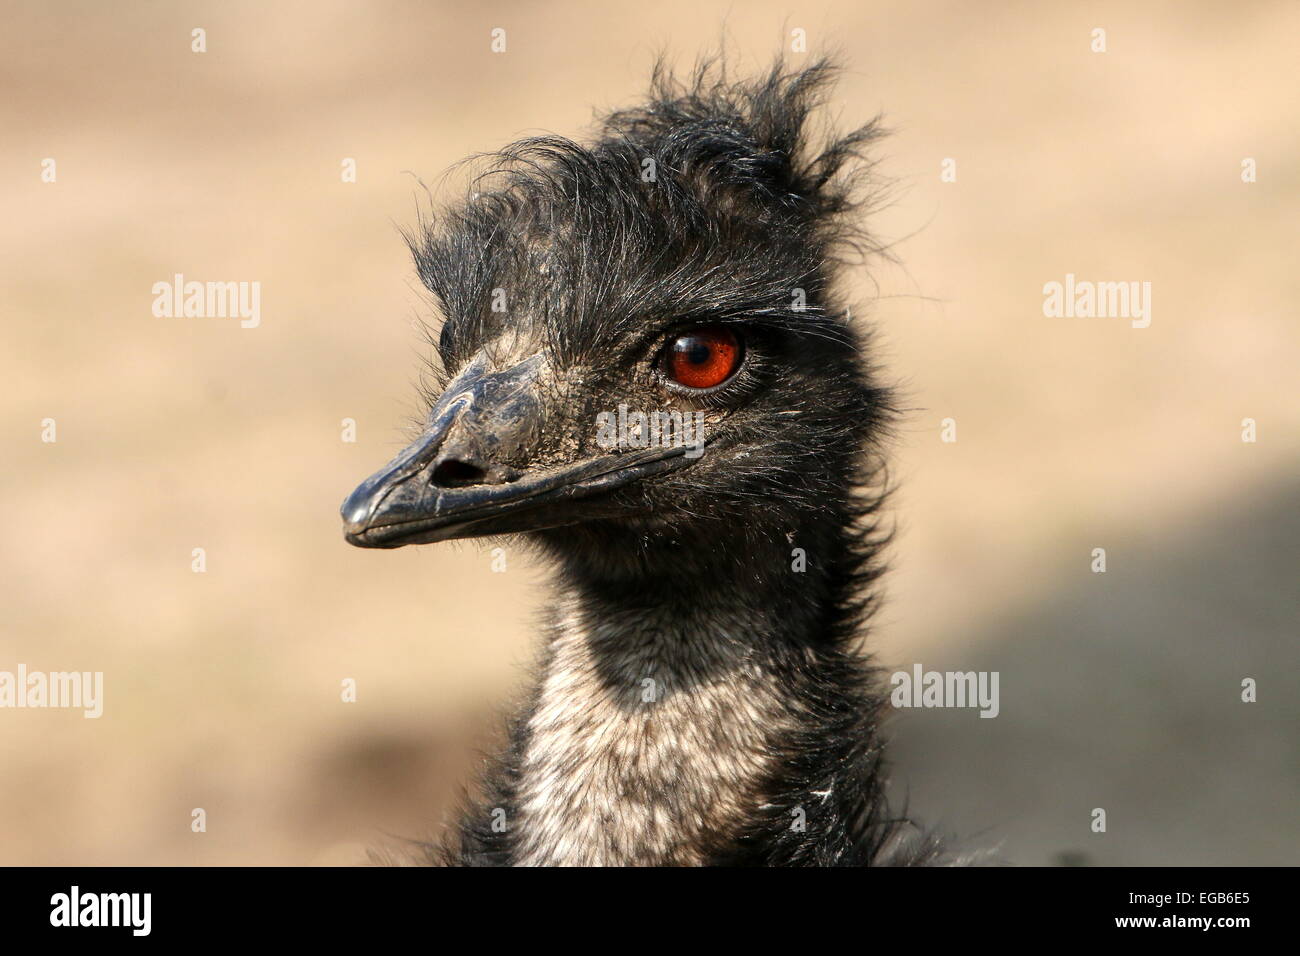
340,489,375,537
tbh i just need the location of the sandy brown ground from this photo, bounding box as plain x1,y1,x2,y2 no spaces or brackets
1,0,1296,864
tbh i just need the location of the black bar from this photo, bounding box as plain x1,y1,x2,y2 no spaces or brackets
1,866,1281,942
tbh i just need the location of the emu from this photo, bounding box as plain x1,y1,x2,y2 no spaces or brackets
342,59,965,866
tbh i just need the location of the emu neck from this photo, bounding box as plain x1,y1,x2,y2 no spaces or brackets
511,524,849,866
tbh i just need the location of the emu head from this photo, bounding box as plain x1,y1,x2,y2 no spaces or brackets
342,61,890,572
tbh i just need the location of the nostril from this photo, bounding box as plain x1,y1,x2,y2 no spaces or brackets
431,458,488,487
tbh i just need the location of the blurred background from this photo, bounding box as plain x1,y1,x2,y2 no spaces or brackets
1,0,1296,865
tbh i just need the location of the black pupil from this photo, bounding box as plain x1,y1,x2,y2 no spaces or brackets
683,339,712,365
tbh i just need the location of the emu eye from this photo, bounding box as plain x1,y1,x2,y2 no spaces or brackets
664,327,742,390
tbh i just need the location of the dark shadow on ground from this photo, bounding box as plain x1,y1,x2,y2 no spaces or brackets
884,477,1300,865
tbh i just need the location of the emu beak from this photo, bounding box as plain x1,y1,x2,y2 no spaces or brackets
341,355,700,548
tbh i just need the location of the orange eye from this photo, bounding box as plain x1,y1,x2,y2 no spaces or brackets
665,327,742,389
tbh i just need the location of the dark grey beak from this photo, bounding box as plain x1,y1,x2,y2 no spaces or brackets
341,354,699,548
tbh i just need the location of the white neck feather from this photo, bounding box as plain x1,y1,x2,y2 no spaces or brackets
510,584,791,866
